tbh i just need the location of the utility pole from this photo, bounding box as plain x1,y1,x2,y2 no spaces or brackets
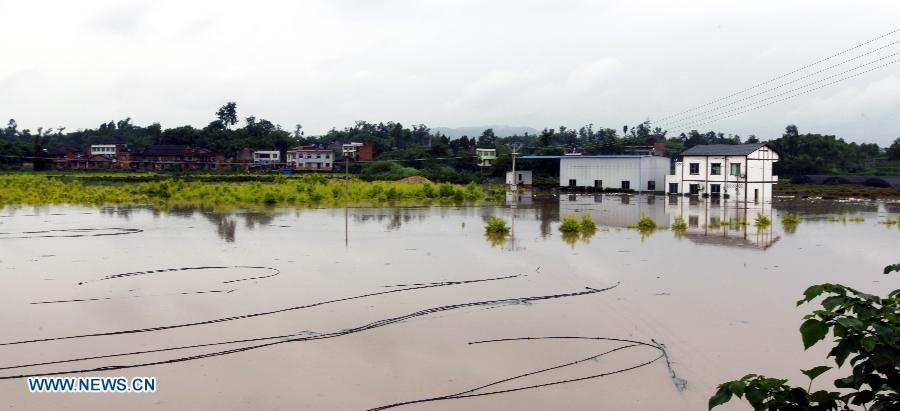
509,143,522,193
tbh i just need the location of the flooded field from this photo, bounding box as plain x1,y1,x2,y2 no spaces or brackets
1,193,897,410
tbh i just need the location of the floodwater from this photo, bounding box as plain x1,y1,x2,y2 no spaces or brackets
0,193,897,410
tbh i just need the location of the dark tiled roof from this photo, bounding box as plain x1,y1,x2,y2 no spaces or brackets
680,143,769,156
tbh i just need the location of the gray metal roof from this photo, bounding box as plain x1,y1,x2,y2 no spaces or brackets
680,143,769,156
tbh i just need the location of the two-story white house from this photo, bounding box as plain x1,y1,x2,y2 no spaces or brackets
665,143,779,202
286,146,333,170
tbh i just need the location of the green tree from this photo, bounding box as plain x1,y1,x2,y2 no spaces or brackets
216,102,238,129
888,138,900,161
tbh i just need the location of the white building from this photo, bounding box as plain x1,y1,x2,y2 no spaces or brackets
506,170,533,186
523,155,670,192
286,146,333,170
476,148,497,167
90,144,120,157
665,143,779,202
253,150,281,164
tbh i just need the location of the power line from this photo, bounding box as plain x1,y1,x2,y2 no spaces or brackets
671,57,900,133
656,26,900,123
655,41,900,129
665,51,900,132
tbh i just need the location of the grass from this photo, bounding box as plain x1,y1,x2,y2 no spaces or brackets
558,214,598,246
775,183,900,200
826,215,866,223
781,212,801,233
754,213,772,228
880,217,899,226
671,216,688,231
484,216,510,234
0,174,489,210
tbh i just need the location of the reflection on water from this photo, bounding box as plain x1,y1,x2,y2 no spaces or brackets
1,194,898,411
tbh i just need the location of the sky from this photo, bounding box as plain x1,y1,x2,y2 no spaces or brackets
1,0,899,146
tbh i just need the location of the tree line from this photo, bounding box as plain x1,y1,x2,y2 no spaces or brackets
2,102,898,176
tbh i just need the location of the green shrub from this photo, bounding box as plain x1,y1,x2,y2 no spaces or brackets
636,213,657,231
671,216,688,231
781,212,801,225
580,214,597,231
755,213,772,228
559,215,582,233
484,216,509,234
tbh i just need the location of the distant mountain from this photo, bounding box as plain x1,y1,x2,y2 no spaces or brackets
432,125,540,139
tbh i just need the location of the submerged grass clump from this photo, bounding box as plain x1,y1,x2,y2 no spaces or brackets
754,213,772,228
0,174,488,210
880,217,899,226
671,216,688,231
484,216,510,234
781,212,801,233
826,215,865,223
559,215,582,233
558,214,598,246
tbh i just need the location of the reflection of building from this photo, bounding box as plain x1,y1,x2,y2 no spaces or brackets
558,193,668,228
287,146,333,170
506,170,533,186
665,143,779,202
476,148,497,167
522,155,669,192
664,196,779,250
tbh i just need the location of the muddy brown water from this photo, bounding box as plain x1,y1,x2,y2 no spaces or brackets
0,193,897,410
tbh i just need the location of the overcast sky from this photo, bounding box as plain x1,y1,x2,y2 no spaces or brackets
1,0,899,145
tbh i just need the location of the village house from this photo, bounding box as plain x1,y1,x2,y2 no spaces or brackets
665,143,779,202
130,145,222,171
476,148,497,167
252,150,281,164
286,145,333,171
506,170,533,187
523,154,671,192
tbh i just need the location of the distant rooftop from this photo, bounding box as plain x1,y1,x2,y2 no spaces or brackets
679,143,769,156
520,155,646,159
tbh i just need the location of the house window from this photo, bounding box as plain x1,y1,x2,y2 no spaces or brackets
689,163,700,175
594,180,602,189
710,184,721,196
518,173,523,181
689,215,699,227
669,183,678,194
621,181,630,190
730,163,742,176
689,184,700,195
710,163,721,175
568,179,576,187
647,181,656,191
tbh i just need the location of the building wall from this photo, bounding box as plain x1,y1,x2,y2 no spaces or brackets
559,156,670,191
665,147,779,201
506,170,533,185
287,150,333,170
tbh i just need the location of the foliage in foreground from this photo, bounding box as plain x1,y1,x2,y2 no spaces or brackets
710,264,900,411
0,174,486,210
671,215,688,232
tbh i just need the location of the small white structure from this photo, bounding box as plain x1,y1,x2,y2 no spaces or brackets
523,155,669,192
665,143,779,202
506,170,533,186
286,146,333,170
476,148,497,167
253,150,281,164
90,144,120,157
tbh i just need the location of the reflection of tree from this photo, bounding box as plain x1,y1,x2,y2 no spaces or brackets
484,232,508,248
